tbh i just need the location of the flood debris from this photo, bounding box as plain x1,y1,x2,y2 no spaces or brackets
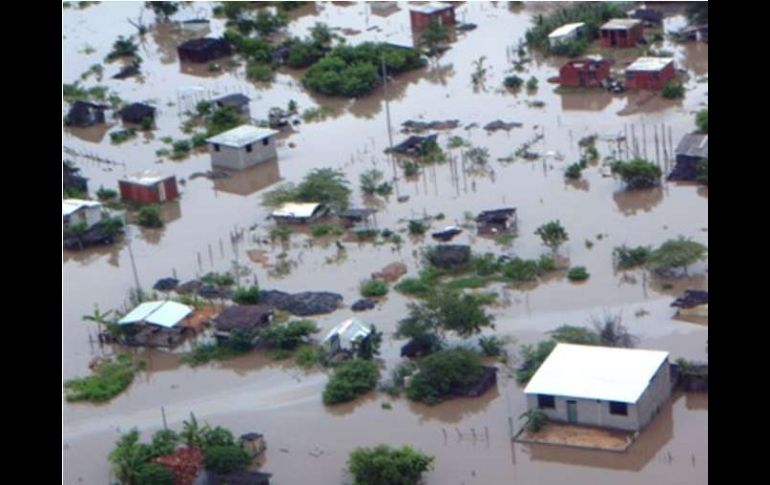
387,135,438,156
371,262,408,282
401,119,460,133
671,289,708,318
456,23,477,31
351,298,376,312
177,37,231,63
152,278,179,291
176,280,203,294
189,170,231,180
112,63,141,79
426,244,471,269
483,120,523,132
260,290,343,316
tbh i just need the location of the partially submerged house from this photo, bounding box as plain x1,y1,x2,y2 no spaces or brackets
206,125,279,170
64,101,108,127
475,208,517,234
389,134,438,157
555,55,612,88
524,343,672,431
671,289,708,317
177,37,232,63
213,93,251,116
119,170,179,204
678,24,708,42
338,208,376,229
119,102,156,125
118,300,194,348
323,318,372,355
63,161,88,195
548,22,584,47
409,2,456,30
62,199,104,229
271,202,328,224
599,19,644,48
669,133,708,181
212,305,273,343
628,7,664,24
624,57,675,90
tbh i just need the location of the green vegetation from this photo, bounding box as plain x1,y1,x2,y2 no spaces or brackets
259,319,319,350
246,60,274,82
286,23,332,68
64,353,140,402
201,272,236,287
565,161,585,179
406,349,484,405
301,105,336,122
303,42,425,97
526,76,539,92
360,169,393,196
662,81,685,99
106,36,139,61
535,220,569,253
479,335,506,357
520,409,548,432
263,168,351,211
696,108,708,133
145,1,179,20
515,340,558,383
613,245,651,269
96,187,118,200
269,225,292,243
204,446,250,474
611,158,662,189
408,220,428,235
648,237,707,276
181,342,241,366
323,359,380,405
63,82,112,103
697,159,708,185
567,266,590,281
136,205,163,228
402,160,420,177
311,224,343,238
361,279,389,298
206,105,241,137
110,128,137,144
135,463,174,485
421,19,449,56
550,38,590,57
504,75,524,89
231,285,261,305
348,445,434,485
464,146,490,166
471,56,487,88
525,2,626,52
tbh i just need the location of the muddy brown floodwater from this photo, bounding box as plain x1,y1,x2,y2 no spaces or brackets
63,2,707,484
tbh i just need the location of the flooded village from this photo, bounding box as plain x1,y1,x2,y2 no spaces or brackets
62,1,708,484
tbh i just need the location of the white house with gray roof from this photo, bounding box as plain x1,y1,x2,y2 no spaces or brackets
206,125,279,170
524,343,672,431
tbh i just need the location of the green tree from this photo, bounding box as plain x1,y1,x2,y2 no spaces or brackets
258,319,319,350
696,108,708,133
323,359,380,405
265,168,351,211
348,445,434,485
515,340,557,383
360,279,388,297
535,220,569,253
310,22,332,46
202,426,236,449
648,237,707,276
207,106,241,136
109,429,152,485
136,463,174,485
611,158,662,189
396,289,494,343
107,36,139,61
520,409,548,432
204,446,251,474
360,169,385,195
180,413,208,448
406,349,484,404
145,2,179,21
231,285,261,305
613,245,651,269
357,325,383,360
137,205,163,228
421,19,449,55
149,429,179,458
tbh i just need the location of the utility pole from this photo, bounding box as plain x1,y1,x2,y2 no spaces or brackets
126,226,141,293
381,55,399,197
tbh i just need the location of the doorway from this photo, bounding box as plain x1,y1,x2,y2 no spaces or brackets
567,400,578,423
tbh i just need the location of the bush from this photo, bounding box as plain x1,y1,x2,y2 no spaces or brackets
611,158,662,189
549,38,590,57
110,128,137,144
323,359,380,405
361,279,389,297
526,76,539,91
172,139,191,154
525,2,625,50
662,82,685,99
287,39,325,68
406,349,484,404
136,205,163,227
348,445,434,485
471,253,502,276
311,224,343,238
613,245,651,269
201,272,236,287
696,108,708,133
106,36,139,61
202,426,236,449
502,258,540,282
395,277,432,297
294,344,325,368
550,325,601,345
231,285,260,304
648,237,707,275
479,335,505,357
181,342,240,366
565,162,583,179
537,254,558,273
535,220,569,253
360,169,385,195
520,409,548,432
408,220,427,235
64,353,138,402
246,61,274,82
269,225,292,243
96,187,118,200
135,463,174,485
697,158,708,185
515,340,557,383
258,319,319,350
149,429,179,458
191,132,208,148
204,446,250,474
402,160,420,177
567,266,590,281
206,106,241,137
504,75,524,88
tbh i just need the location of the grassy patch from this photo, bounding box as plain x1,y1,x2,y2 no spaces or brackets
360,279,389,297
64,353,141,402
180,343,242,366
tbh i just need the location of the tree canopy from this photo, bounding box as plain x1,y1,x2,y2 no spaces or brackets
348,445,434,485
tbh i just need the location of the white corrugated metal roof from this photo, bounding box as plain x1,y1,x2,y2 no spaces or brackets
601,18,641,30
524,343,669,403
324,318,372,343
626,57,674,72
271,202,322,219
121,169,172,186
206,125,279,148
62,199,102,216
118,301,193,328
548,22,584,39
410,2,454,15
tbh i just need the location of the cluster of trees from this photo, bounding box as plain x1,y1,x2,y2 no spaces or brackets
613,237,707,276
285,23,333,68
263,168,352,211
611,158,662,189
525,2,626,54
303,42,425,97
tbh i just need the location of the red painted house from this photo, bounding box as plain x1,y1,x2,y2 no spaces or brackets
556,56,612,88
119,170,179,204
599,19,643,48
624,57,675,90
409,2,456,30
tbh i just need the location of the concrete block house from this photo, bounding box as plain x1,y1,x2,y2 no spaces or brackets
624,57,675,90
599,19,643,48
206,125,279,170
556,55,612,88
409,2,456,30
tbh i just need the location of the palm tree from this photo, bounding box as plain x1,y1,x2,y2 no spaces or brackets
181,413,209,448
82,304,114,336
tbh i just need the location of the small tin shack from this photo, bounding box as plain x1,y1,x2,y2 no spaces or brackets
119,170,179,204
599,19,644,48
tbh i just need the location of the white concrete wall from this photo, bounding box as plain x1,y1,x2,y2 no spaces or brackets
209,137,277,170
635,359,672,429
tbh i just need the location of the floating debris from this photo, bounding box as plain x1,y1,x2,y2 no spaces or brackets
484,120,523,131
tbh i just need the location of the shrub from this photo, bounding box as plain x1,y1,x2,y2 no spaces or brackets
263,168,351,212
567,266,590,281
323,359,380,405
515,340,557,383
181,342,240,366
611,158,662,189
520,409,548,432
191,132,208,148
231,285,260,304
613,245,651,269
246,61,274,82
149,429,179,458
406,349,484,404
662,82,685,99
97,187,118,200
106,36,139,61
502,258,540,282
479,335,505,357
287,39,324,68
201,272,236,287
549,38,590,57
535,220,569,253
135,463,174,485
361,279,389,297
537,254,558,273
64,353,138,402
294,345,324,368
504,75,524,88
311,224,343,238
550,325,601,345
408,220,427,235
110,128,137,144
204,446,250,474
258,319,319,350
172,139,192,154
206,106,241,137
471,253,502,276
269,225,292,243
195,100,212,116
202,426,236,449
402,160,420,177
565,162,583,179
348,445,434,485
526,76,538,91
395,277,432,297
696,108,708,133
648,237,707,275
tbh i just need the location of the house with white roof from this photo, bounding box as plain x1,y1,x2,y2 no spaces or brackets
118,300,195,348
118,300,194,328
524,343,672,431
323,318,372,354
206,125,279,170
270,202,328,224
548,22,584,47
62,199,104,229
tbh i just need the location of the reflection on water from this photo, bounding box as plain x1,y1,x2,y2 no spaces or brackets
561,91,614,112
65,124,113,144
213,159,282,196
613,187,664,216
63,241,124,267
407,386,500,424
